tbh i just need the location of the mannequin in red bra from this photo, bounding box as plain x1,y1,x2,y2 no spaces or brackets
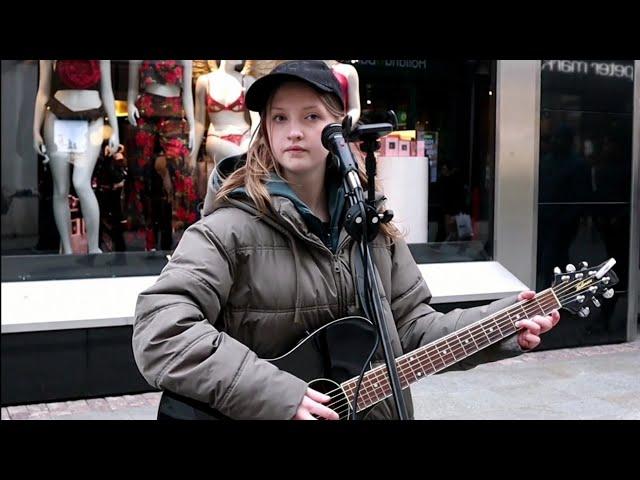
191,60,260,178
33,60,120,254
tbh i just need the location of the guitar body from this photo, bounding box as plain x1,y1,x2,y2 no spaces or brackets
156,316,378,420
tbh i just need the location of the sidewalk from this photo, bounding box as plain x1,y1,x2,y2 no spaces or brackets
3,336,639,420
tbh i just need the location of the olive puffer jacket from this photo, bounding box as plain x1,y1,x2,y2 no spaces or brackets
132,155,522,420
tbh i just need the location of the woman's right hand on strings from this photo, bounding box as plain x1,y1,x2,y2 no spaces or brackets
34,133,49,164
293,387,339,420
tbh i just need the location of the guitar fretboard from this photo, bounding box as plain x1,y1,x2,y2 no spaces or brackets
340,289,560,413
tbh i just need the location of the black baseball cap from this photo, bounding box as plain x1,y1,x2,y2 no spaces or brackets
245,60,345,113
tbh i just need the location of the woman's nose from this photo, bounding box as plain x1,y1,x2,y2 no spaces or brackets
288,126,303,140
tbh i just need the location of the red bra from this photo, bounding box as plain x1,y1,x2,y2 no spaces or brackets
206,91,246,113
52,60,101,92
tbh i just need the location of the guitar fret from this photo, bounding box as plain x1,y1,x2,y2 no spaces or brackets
466,328,481,351
484,317,502,342
435,341,453,367
371,368,389,402
533,297,545,316
493,314,508,337
458,330,476,356
455,332,469,356
478,322,493,344
444,337,459,361
421,346,438,374
518,305,528,324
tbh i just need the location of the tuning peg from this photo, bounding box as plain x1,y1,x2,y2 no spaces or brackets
576,295,585,303
603,289,615,299
592,298,601,307
580,261,589,268
566,264,576,272
553,266,562,274
602,276,610,285
578,307,590,318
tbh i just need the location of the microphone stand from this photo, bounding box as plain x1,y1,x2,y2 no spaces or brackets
339,120,409,420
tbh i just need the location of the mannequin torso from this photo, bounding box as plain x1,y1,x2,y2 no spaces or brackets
206,67,250,136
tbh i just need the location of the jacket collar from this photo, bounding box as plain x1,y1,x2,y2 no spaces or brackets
203,153,345,251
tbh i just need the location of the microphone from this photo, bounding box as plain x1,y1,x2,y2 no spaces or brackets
321,123,359,176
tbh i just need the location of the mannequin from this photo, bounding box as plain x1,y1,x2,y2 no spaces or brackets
324,60,361,124
33,60,119,254
127,60,195,249
191,60,260,173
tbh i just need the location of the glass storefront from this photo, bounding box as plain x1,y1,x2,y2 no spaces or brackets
1,60,498,281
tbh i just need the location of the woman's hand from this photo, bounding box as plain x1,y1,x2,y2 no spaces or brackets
293,387,339,420
516,291,561,350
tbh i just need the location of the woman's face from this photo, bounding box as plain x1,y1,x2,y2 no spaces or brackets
267,82,340,181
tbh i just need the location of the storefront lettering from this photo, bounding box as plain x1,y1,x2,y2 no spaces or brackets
542,60,634,80
358,60,428,70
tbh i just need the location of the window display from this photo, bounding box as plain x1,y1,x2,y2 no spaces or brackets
1,59,498,280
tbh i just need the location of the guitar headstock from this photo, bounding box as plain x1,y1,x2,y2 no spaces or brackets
551,258,619,317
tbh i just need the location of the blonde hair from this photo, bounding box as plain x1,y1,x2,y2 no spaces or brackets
216,82,402,240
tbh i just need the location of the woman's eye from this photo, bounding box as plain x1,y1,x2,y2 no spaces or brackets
272,114,286,122
306,113,320,121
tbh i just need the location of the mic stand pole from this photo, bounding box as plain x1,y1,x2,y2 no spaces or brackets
340,135,409,420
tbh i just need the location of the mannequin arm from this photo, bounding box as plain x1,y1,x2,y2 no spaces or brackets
244,75,261,147
100,60,120,150
343,64,361,125
190,74,209,167
333,63,361,125
127,60,141,126
33,60,52,162
181,60,195,152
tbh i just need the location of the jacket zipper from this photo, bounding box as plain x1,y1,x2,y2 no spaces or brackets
266,213,354,318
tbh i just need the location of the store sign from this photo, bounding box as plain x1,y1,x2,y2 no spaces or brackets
358,60,428,70
542,60,634,81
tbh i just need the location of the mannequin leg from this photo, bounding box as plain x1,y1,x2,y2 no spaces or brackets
154,155,173,197
43,112,73,254
71,118,104,254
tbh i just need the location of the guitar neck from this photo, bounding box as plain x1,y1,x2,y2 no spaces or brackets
340,289,561,413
